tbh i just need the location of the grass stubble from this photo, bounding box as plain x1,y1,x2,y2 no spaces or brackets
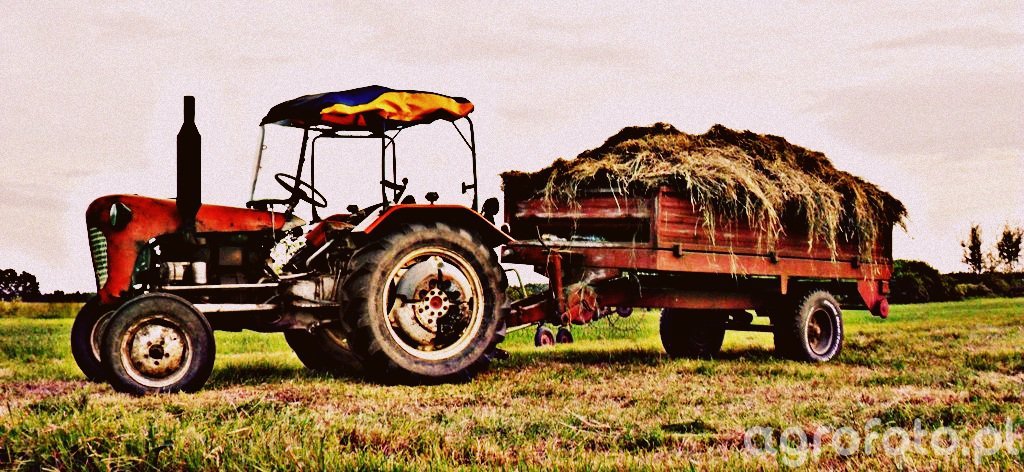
0,298,1021,470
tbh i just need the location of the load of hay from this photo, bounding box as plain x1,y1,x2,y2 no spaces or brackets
502,123,906,257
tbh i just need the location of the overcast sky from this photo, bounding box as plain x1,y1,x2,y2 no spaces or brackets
1,1,1021,292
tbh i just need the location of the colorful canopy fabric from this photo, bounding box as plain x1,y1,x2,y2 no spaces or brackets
260,85,474,130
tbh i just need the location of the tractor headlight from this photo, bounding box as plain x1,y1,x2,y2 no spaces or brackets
109,202,133,230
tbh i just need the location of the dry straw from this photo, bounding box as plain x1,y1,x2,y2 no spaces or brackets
502,123,906,258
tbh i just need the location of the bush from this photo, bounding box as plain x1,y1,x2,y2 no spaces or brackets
890,260,958,304
955,283,996,299
947,272,1024,298
981,273,1011,296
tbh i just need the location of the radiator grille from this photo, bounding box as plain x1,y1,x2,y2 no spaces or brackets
88,227,108,289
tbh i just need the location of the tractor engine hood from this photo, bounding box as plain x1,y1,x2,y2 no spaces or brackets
85,194,302,304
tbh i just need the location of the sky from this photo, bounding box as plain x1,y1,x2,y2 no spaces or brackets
0,1,1021,292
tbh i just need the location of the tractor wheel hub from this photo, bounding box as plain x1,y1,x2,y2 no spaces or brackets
127,321,186,378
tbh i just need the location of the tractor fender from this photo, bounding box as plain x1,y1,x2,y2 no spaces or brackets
353,204,512,247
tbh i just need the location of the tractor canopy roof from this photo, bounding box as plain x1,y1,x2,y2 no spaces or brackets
260,85,474,131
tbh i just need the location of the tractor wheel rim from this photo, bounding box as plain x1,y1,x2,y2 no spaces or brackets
383,247,485,361
120,315,191,388
807,307,835,356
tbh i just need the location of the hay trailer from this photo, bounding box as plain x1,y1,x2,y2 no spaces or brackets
501,186,892,361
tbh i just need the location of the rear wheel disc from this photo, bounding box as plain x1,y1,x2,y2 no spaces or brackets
382,248,486,361
342,223,506,383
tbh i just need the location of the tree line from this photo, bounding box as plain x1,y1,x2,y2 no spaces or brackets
893,224,1023,304
0,269,92,302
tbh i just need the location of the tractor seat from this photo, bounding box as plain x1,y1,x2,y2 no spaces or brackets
304,214,356,248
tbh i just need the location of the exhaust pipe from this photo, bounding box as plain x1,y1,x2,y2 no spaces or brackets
177,96,201,234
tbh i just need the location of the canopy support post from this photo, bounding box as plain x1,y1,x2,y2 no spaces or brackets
451,118,479,211
468,117,479,211
249,125,266,201
380,122,388,213
310,134,321,223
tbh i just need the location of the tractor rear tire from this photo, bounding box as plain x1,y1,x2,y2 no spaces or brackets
773,290,844,362
70,297,115,382
341,223,506,383
100,293,215,395
284,327,364,375
659,309,730,359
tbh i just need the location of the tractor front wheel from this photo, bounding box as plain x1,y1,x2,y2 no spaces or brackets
100,293,215,395
342,223,506,383
70,298,116,382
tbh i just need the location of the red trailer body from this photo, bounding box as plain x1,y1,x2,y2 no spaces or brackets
501,187,891,337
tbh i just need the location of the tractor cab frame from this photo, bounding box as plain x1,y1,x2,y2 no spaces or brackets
246,110,484,221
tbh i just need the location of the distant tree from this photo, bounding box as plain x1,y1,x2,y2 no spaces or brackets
0,269,41,301
961,225,984,274
995,225,1023,272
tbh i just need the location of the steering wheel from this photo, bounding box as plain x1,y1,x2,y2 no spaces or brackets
274,173,328,208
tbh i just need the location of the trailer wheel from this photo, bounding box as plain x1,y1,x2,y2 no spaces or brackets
773,290,844,362
284,327,364,375
70,298,116,382
534,325,555,347
100,293,215,395
659,309,729,359
555,326,574,344
342,223,506,383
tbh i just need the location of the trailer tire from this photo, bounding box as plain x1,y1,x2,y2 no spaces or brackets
773,290,844,362
342,223,506,383
534,325,555,347
100,293,215,395
70,297,116,382
659,309,729,359
284,328,364,375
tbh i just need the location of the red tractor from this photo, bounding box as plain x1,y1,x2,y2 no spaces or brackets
73,87,511,394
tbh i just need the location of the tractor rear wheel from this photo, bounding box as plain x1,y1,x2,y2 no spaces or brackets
773,290,844,362
341,223,506,383
284,327,364,375
659,309,730,359
100,293,215,395
70,297,116,382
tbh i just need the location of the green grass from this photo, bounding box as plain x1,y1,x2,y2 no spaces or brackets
0,299,1022,470
0,302,82,320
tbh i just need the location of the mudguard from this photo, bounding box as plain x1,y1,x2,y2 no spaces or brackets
354,204,512,247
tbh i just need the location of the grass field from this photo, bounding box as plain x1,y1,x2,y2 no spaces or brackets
0,299,1021,470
